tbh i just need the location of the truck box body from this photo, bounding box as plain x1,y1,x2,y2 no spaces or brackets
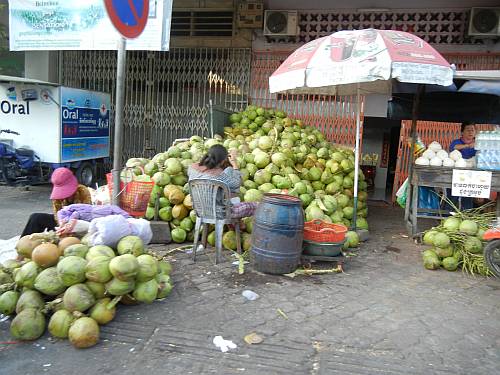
0,78,110,164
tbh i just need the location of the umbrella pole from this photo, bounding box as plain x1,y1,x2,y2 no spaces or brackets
404,84,425,235
352,84,361,231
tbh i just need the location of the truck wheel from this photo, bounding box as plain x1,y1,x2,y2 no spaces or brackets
75,162,94,186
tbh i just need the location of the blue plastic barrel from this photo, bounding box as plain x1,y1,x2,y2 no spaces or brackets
250,194,304,274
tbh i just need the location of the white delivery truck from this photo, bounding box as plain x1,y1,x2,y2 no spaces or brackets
0,75,111,185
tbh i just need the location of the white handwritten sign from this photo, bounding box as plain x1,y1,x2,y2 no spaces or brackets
452,169,492,198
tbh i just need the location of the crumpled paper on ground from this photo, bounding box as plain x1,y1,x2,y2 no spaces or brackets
213,336,237,353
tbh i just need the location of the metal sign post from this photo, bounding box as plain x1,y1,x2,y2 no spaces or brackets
104,0,149,205
112,37,127,205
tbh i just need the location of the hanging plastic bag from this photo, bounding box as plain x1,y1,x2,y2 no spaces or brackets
396,178,409,208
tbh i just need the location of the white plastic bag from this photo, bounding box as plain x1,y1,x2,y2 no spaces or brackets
127,218,152,245
0,236,20,264
89,185,111,205
88,215,131,248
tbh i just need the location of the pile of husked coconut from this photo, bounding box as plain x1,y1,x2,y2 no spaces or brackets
415,141,475,168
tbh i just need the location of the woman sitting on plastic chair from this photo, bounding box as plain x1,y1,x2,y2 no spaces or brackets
188,144,258,219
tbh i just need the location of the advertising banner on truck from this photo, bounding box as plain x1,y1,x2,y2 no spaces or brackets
60,87,111,163
8,0,172,51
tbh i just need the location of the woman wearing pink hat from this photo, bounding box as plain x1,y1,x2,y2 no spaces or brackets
21,167,91,236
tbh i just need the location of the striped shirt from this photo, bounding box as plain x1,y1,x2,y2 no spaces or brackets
188,165,242,193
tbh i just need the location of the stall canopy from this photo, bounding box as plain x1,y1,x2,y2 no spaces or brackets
269,28,455,230
388,70,500,124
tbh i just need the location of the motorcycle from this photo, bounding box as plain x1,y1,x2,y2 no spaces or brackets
0,129,51,185
483,227,500,278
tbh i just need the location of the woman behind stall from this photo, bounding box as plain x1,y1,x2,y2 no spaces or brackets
21,167,91,236
449,122,476,159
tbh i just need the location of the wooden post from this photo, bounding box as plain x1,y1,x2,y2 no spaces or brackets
405,84,425,236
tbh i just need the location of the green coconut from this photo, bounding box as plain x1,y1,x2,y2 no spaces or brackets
57,256,88,286
433,232,450,248
136,254,158,282
48,309,75,338
443,217,461,231
0,270,12,284
63,244,89,258
344,231,360,248
116,236,144,257
423,255,441,270
133,279,159,303
459,220,478,236
464,236,483,254
433,246,454,258
422,249,438,259
156,274,173,299
63,284,96,313
105,277,135,296
34,267,66,296
158,260,172,275
0,291,20,315
86,245,115,261
15,235,43,259
14,261,40,289
109,254,139,281
68,317,100,349
423,230,438,246
10,308,46,341
442,256,459,271
242,232,252,252
85,281,106,299
3,259,22,270
16,290,45,314
89,298,116,325
85,256,113,283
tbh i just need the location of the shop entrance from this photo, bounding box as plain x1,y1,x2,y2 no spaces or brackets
361,117,401,203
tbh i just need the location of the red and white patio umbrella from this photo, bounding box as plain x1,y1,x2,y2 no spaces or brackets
269,29,454,229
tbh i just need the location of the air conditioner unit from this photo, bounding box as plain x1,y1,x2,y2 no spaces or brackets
263,10,299,36
468,7,500,37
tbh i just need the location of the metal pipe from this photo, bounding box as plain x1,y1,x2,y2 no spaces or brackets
112,37,127,206
352,83,361,231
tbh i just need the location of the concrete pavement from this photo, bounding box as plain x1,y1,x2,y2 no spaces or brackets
0,186,499,375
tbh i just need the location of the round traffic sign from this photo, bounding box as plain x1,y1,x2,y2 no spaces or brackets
104,0,149,39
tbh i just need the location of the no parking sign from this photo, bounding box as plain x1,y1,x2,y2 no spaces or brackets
104,0,149,39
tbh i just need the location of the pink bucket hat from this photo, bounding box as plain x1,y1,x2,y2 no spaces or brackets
50,168,78,200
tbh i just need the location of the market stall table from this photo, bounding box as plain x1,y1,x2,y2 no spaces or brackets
405,165,500,236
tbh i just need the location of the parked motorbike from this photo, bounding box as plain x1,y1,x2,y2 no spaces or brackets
483,228,500,278
0,129,51,185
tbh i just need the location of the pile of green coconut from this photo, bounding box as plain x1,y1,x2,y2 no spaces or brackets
0,232,173,348
125,105,369,250
421,210,493,275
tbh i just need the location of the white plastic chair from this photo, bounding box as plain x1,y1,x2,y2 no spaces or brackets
189,178,242,264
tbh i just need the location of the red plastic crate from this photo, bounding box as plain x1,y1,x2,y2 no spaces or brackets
304,220,347,243
106,173,154,217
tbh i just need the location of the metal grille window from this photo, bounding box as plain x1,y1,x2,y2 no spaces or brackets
61,48,250,161
171,10,234,37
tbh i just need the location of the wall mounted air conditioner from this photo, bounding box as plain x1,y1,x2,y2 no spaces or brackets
468,7,500,37
263,10,299,36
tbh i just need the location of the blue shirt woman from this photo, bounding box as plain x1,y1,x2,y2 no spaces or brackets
449,122,476,159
